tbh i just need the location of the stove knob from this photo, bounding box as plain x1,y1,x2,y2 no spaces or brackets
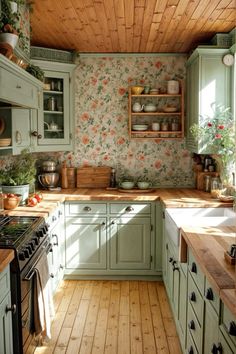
36,229,44,238
26,245,33,255
32,237,39,245
29,241,35,251
23,249,30,258
19,252,25,261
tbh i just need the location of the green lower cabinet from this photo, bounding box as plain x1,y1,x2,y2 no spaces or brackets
0,266,13,354
203,301,219,354
110,217,151,270
65,216,107,270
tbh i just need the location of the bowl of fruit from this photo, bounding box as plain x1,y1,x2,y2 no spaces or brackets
3,193,22,210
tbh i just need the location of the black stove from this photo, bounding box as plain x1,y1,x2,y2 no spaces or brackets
0,214,50,353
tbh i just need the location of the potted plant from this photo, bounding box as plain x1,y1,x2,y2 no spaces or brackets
0,149,37,204
0,0,26,55
25,63,44,81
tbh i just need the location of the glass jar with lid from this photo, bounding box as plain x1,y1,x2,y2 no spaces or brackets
210,176,222,198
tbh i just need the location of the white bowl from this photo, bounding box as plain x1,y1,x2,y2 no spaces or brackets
137,181,150,189
120,181,135,189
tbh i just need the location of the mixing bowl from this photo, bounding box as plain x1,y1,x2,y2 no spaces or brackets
38,172,59,188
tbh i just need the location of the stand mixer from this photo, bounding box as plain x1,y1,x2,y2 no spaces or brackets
38,160,60,189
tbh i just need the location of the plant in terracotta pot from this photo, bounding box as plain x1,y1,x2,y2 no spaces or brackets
0,149,37,204
0,0,26,57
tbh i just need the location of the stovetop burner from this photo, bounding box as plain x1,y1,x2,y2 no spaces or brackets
0,215,43,248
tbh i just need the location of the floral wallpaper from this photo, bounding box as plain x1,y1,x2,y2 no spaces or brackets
0,55,195,187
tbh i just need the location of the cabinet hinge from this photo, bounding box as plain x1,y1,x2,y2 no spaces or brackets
150,224,153,231
150,255,153,263
162,211,165,219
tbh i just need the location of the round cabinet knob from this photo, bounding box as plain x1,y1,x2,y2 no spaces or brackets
189,292,196,302
6,304,16,314
205,288,214,301
228,321,236,336
125,206,134,212
188,320,195,330
191,262,197,273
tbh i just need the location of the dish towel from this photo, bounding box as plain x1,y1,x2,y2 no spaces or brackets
33,252,54,340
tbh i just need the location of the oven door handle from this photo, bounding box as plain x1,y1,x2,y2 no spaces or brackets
24,268,36,281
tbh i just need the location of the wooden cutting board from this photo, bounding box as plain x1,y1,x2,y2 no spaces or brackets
77,166,111,188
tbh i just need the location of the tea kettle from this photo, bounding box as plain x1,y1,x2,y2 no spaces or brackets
132,102,144,112
44,121,58,131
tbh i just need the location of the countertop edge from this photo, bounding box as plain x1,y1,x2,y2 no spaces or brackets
0,249,15,273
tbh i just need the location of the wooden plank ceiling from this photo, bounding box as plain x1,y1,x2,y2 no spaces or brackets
30,0,236,53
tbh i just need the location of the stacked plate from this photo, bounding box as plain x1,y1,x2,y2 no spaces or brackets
0,138,11,147
132,124,149,131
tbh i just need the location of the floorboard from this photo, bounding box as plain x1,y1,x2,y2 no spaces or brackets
34,280,182,354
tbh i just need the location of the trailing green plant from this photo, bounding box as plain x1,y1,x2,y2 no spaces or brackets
25,63,44,81
0,148,37,186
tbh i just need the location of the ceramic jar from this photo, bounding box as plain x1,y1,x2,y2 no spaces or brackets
167,80,179,94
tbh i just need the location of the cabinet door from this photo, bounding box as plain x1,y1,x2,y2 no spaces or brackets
203,301,219,354
48,221,63,293
110,217,151,270
178,266,187,348
12,109,31,155
0,293,13,354
65,217,107,269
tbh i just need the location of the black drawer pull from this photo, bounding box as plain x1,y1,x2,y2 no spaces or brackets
228,321,236,336
191,262,197,273
16,84,22,89
211,344,218,354
50,273,55,278
84,206,92,212
189,292,196,302
172,261,179,271
169,257,174,264
188,346,194,354
125,206,134,212
205,288,214,301
188,320,195,330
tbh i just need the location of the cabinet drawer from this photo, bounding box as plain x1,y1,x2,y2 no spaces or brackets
0,265,10,302
0,67,39,109
109,203,151,215
221,302,236,348
188,250,205,295
187,301,202,352
65,202,107,216
188,272,204,325
186,329,198,354
204,278,220,315
219,329,235,354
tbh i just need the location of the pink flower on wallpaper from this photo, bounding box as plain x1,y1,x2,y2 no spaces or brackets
165,149,171,156
154,160,162,169
103,79,109,85
81,112,89,121
110,129,116,136
91,77,98,85
82,135,90,145
96,147,101,152
91,100,98,109
139,79,145,84
155,61,162,69
91,126,98,134
103,155,110,161
117,137,125,145
138,153,145,161
118,87,126,95
128,77,133,84
116,115,123,122
102,132,108,140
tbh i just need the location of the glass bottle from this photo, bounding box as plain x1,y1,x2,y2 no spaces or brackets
110,168,116,188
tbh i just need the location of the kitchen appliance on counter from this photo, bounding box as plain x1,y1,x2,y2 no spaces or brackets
0,215,51,354
38,160,60,190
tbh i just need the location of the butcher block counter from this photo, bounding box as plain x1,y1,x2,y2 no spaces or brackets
180,225,236,316
0,249,14,272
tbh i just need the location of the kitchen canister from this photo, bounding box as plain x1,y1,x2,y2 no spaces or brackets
167,80,179,94
152,122,160,131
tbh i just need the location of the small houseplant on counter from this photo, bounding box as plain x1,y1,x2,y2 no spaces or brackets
0,149,36,204
190,104,236,190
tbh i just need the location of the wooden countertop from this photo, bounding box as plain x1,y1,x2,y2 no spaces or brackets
0,249,14,273
180,225,236,316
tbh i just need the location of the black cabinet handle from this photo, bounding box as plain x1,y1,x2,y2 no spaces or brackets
84,206,92,212
125,206,134,212
50,273,55,278
189,292,196,302
188,346,194,354
191,262,197,273
172,261,179,271
205,288,214,301
188,320,195,330
6,304,16,314
169,257,174,264
52,234,59,246
211,344,218,354
228,321,236,336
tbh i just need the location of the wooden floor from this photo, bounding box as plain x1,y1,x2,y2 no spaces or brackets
34,280,182,354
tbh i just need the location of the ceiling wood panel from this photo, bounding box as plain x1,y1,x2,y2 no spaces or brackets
30,0,236,53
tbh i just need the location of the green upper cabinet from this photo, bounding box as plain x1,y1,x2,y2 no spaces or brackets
31,60,76,152
186,47,232,153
